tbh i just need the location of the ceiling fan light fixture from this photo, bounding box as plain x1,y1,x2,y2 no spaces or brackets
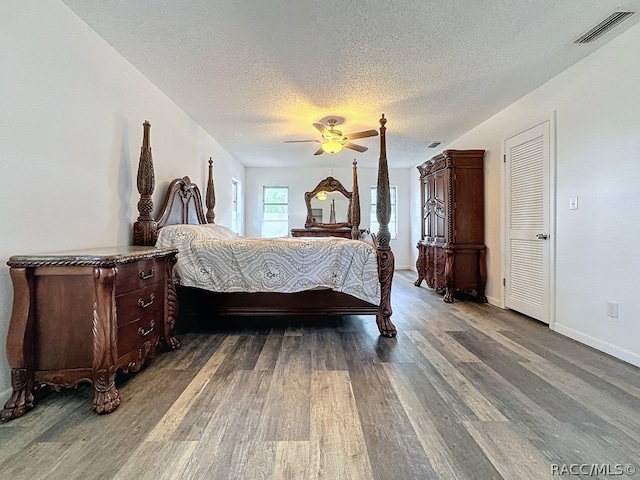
321,139,343,154
316,191,327,201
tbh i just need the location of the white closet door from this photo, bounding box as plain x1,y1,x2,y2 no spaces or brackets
505,121,551,323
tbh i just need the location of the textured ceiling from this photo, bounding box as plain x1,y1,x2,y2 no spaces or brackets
62,0,640,168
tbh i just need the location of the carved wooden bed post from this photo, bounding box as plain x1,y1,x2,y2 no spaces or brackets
351,160,361,240
376,114,397,337
133,121,158,246
206,157,216,223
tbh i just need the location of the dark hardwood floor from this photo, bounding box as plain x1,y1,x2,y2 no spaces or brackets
1,270,639,479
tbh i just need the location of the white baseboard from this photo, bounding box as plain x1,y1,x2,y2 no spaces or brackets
396,265,414,271
485,295,502,307
553,322,640,368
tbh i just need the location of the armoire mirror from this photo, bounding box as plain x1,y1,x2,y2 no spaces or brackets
304,176,353,228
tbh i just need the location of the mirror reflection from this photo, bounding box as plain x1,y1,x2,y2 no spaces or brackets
310,191,351,224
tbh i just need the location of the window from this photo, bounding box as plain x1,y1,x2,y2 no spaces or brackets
262,186,289,237
231,178,241,234
370,186,397,239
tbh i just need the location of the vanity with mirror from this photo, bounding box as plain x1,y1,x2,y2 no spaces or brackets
291,174,361,239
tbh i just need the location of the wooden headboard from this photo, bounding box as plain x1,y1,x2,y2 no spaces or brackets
155,176,208,228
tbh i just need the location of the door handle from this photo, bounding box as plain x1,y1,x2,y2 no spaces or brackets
536,233,549,240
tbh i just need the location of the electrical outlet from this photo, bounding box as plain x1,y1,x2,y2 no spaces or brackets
607,301,618,318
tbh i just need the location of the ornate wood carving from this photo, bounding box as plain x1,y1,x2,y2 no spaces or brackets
164,253,181,350
375,114,397,337
133,220,158,247
414,244,426,287
1,268,35,421
92,267,120,414
7,247,175,268
155,177,208,230
418,157,448,176
446,162,454,246
351,160,361,240
1,368,34,421
133,121,158,246
206,157,216,223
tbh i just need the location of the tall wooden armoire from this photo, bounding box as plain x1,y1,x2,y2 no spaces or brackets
415,149,487,303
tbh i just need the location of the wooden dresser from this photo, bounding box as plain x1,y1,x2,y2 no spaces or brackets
290,227,354,238
1,246,180,421
415,150,487,303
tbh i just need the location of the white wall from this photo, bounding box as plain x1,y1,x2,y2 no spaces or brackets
431,23,640,366
245,166,414,269
0,1,244,401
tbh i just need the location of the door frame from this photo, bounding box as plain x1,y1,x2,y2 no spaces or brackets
500,111,557,329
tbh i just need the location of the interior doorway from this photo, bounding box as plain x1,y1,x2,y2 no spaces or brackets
503,116,555,326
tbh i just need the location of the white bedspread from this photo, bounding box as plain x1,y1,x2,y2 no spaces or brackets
156,225,380,305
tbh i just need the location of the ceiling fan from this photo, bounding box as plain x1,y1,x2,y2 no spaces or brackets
285,119,378,155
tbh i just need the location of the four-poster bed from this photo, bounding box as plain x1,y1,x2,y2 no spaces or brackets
133,115,396,337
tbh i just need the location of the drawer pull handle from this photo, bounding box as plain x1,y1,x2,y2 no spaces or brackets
138,320,155,337
138,293,155,308
139,268,155,280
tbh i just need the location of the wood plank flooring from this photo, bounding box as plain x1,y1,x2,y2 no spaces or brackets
1,270,639,479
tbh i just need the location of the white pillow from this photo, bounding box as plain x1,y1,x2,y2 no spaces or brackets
200,223,238,240
157,223,237,250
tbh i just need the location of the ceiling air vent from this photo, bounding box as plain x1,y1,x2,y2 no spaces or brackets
574,11,635,44
427,141,442,149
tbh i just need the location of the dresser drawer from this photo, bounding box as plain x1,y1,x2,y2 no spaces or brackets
117,315,160,358
116,259,164,295
116,281,164,327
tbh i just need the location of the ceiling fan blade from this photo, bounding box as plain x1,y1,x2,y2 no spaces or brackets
313,123,331,136
284,139,321,143
343,142,368,153
313,147,325,155
344,129,378,141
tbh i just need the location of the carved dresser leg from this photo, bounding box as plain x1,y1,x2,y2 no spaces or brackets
92,267,120,415
1,368,35,421
414,249,425,287
443,248,455,303
2,268,36,422
92,368,121,414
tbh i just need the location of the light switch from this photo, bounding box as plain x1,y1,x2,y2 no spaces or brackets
569,196,578,210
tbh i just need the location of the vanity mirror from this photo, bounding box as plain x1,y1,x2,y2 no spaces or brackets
292,160,363,239
304,176,353,228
